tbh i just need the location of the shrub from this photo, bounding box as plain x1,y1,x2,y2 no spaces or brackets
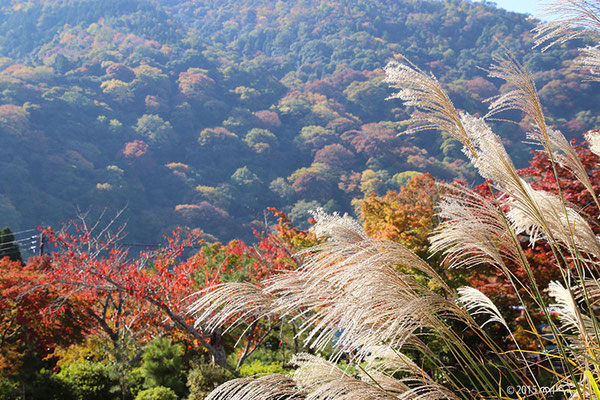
134,386,178,400
0,378,19,400
57,361,117,400
238,361,285,377
186,364,234,400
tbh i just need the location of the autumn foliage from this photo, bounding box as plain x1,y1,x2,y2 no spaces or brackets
360,173,441,253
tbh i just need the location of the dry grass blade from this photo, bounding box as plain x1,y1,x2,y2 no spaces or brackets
188,282,275,333
457,286,509,329
384,59,475,155
205,374,303,400
533,0,600,51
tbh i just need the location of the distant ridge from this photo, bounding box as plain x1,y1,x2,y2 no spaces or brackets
0,0,595,242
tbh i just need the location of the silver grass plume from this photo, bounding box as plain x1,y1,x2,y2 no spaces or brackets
487,51,552,154
188,211,460,363
268,247,451,358
429,184,525,270
487,51,598,203
568,280,600,347
384,59,476,156
358,370,411,396
291,353,397,400
362,344,434,375
457,286,509,329
459,113,522,191
459,113,540,223
264,212,462,358
537,129,599,206
548,281,590,339
189,282,275,333
506,186,600,256
585,130,600,158
307,209,449,287
309,208,367,243
459,113,600,256
533,0,600,51
360,345,458,399
576,278,600,305
204,374,303,400
291,353,460,400
487,51,546,139
360,350,460,400
574,46,600,81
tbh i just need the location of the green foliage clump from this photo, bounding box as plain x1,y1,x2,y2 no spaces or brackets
238,360,285,377
134,386,178,400
0,379,19,400
57,361,118,400
244,128,278,154
135,115,175,145
186,364,235,400
0,369,72,400
140,338,185,396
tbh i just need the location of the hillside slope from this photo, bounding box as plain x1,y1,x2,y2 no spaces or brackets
0,0,596,242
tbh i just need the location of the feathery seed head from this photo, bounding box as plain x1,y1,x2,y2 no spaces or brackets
585,130,600,157
457,286,509,329
533,0,600,51
384,59,475,155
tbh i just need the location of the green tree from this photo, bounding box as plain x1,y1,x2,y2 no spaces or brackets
231,166,261,188
140,338,185,397
135,115,174,145
244,128,278,154
0,226,22,263
294,125,337,154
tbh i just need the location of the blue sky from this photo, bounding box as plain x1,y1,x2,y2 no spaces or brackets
484,0,540,15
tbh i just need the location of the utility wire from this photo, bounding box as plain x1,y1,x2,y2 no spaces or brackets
5,228,39,236
0,235,38,248
120,243,204,249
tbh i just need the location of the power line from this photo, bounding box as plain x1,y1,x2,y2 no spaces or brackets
120,243,204,249
5,228,39,236
121,243,160,247
0,235,38,248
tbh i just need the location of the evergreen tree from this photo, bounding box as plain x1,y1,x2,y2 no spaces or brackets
140,337,186,397
0,226,22,263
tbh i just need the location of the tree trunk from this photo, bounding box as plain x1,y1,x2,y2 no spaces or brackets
210,329,228,368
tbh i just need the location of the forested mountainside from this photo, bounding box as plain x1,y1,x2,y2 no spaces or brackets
0,0,596,242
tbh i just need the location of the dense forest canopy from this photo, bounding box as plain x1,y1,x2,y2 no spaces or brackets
0,0,596,244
